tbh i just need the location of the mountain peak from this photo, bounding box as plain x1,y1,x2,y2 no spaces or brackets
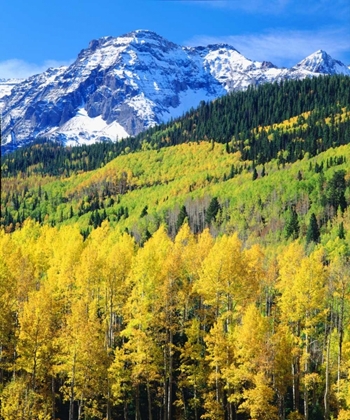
124,29,162,38
83,30,178,59
294,50,350,75
207,43,240,52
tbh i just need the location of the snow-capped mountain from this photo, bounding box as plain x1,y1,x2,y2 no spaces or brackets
1,30,350,153
0,78,23,112
292,50,350,75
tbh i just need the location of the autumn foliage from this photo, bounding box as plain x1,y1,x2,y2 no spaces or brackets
0,220,349,420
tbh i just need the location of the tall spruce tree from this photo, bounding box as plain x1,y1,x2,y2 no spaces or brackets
306,213,320,244
205,197,220,226
176,205,188,231
285,207,300,240
326,170,347,212
338,221,346,240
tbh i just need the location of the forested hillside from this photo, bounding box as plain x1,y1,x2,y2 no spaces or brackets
0,74,350,419
2,75,349,177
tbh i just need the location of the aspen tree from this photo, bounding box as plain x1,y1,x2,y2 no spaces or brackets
327,256,350,417
16,287,57,407
196,234,262,419
232,304,277,420
58,298,108,420
0,231,18,383
277,242,306,414
122,226,173,419
176,225,214,419
278,244,327,419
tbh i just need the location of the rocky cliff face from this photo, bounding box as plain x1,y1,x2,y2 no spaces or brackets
1,30,350,152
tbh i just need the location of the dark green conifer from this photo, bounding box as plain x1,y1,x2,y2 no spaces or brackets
306,213,320,244
176,205,188,231
205,197,220,226
338,221,346,240
285,207,299,240
140,205,148,218
326,170,347,212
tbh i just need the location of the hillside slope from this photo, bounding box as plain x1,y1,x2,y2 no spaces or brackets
2,137,349,247
2,75,350,175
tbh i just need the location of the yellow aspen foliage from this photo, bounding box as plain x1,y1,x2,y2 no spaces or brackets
327,257,350,413
338,410,350,420
6,287,56,420
45,225,84,311
277,241,306,320
0,377,52,420
239,372,278,420
278,244,328,418
337,339,350,417
177,318,208,417
277,244,327,330
57,298,109,420
122,326,162,391
74,236,104,302
183,226,214,276
233,304,273,376
196,233,260,322
101,232,135,349
16,287,56,388
5,227,37,304
108,347,131,405
271,324,294,403
121,226,175,418
0,231,19,373
202,321,233,420
124,225,172,327
228,304,277,419
173,224,199,327
30,225,58,285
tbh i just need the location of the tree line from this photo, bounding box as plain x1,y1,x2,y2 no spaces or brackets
2,75,349,178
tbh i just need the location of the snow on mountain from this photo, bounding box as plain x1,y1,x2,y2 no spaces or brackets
46,108,129,145
0,78,23,112
291,50,350,76
1,30,349,153
193,44,284,91
0,78,22,100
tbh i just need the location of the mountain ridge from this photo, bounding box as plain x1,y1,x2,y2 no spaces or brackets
1,30,350,153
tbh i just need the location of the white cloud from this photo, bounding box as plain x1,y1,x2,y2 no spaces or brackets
186,28,350,67
0,59,73,80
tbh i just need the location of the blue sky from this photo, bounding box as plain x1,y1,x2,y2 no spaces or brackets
1,0,349,79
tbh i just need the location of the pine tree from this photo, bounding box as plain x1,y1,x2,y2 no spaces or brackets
285,207,299,240
205,197,220,226
306,213,320,244
326,170,347,212
140,205,148,218
176,205,188,231
338,221,345,240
